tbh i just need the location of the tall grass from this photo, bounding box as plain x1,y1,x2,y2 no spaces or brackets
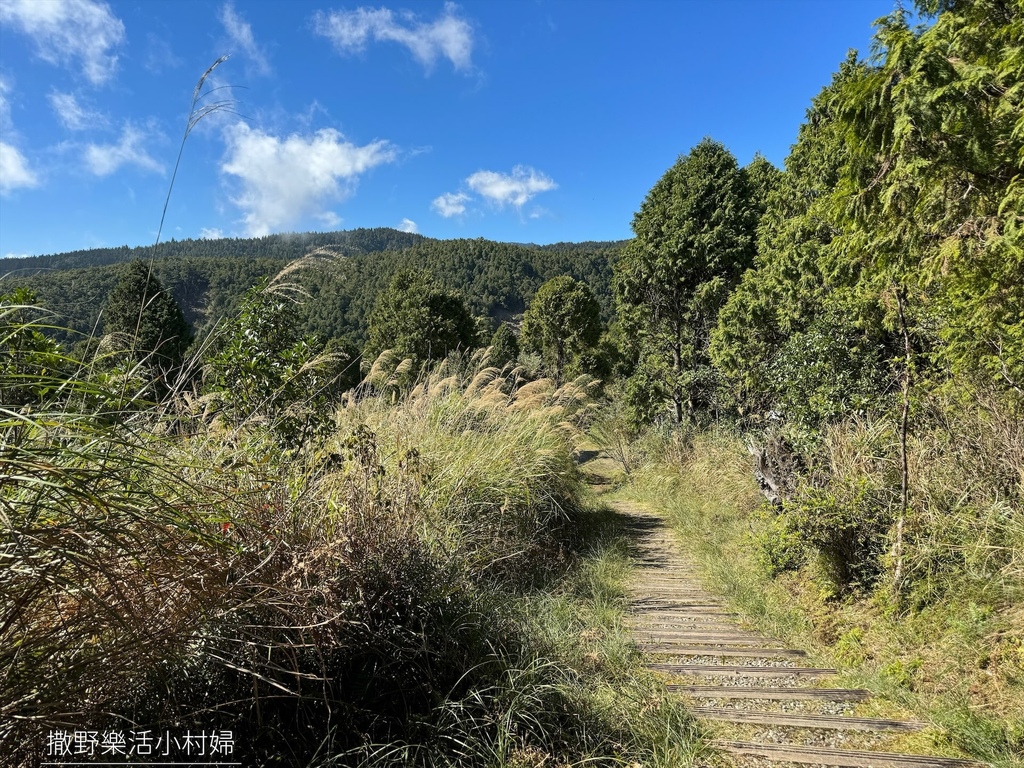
2,298,708,766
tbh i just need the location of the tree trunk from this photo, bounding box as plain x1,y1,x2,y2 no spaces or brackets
891,285,912,599
672,339,683,424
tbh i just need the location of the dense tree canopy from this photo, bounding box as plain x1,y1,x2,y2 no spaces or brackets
364,270,478,366
710,55,887,428
12,232,622,350
712,0,1023,433
835,0,1024,398
102,259,193,387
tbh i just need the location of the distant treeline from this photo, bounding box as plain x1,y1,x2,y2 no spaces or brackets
3,228,625,346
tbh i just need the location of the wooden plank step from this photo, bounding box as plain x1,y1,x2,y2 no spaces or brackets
716,741,984,767
629,609,734,617
632,604,729,611
696,707,924,732
629,622,743,632
649,664,835,678
630,573,704,581
626,602,724,606
630,618,737,626
633,624,744,633
635,632,780,644
630,615,740,623
632,586,706,591
630,600,729,606
626,593,716,602
644,645,807,658
669,685,870,701
642,638,798,649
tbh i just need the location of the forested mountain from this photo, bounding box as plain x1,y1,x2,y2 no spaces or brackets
2,227,427,272
3,229,622,346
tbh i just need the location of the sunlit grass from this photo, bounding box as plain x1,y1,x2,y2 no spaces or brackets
609,425,1024,768
2,300,712,765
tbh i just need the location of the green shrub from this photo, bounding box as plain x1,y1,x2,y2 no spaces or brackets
783,477,895,594
204,277,352,447
754,505,808,576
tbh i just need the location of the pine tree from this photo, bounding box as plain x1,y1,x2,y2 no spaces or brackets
103,259,193,385
615,138,760,423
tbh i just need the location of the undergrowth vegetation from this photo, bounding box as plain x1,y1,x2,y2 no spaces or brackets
609,417,1024,768
1,287,705,767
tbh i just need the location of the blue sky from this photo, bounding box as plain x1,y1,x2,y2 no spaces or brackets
0,0,896,257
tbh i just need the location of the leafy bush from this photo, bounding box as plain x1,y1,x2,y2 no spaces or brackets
783,477,895,594
754,505,808,577
204,277,355,447
768,312,890,443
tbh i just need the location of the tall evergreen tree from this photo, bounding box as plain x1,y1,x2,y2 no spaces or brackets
710,55,887,425
103,259,193,384
520,275,601,382
614,138,760,423
364,270,478,366
488,323,520,368
835,0,1024,400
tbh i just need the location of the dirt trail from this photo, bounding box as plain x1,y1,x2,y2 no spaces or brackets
613,497,989,768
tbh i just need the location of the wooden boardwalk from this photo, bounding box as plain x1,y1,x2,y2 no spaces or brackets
618,502,989,768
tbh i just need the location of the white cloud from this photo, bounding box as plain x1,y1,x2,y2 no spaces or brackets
4,252,32,259
317,211,342,229
200,227,224,240
220,2,269,75
48,91,106,130
431,191,469,218
0,0,126,85
314,2,474,73
0,142,39,195
0,78,40,194
221,122,396,237
467,165,557,208
84,124,163,176
398,217,418,233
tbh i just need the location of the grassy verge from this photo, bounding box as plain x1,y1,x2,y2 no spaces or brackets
611,429,1023,768
505,501,712,768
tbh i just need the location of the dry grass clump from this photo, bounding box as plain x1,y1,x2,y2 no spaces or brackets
1,336,625,766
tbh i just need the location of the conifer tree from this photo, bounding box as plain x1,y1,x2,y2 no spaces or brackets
520,275,601,382
365,270,477,365
103,259,193,385
488,323,520,368
615,138,760,423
